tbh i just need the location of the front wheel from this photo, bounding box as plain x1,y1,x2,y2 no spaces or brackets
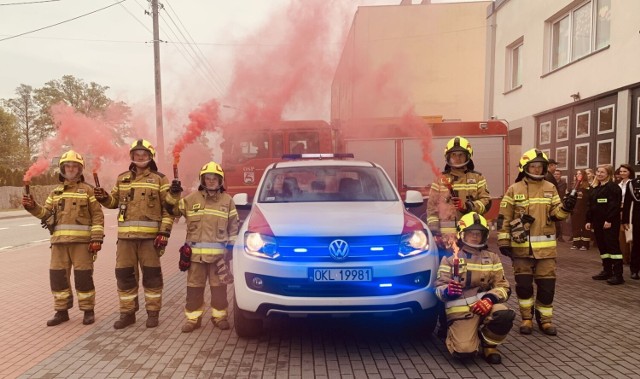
233,296,264,338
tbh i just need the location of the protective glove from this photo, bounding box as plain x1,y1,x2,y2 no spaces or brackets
451,197,471,213
88,241,102,254
178,243,192,272
471,298,493,316
445,280,463,299
499,246,513,258
216,255,234,285
562,194,577,212
93,187,108,201
170,179,183,195
154,233,169,249
22,194,35,210
224,248,233,262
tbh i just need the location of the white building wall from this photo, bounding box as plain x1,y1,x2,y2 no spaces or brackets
487,0,640,151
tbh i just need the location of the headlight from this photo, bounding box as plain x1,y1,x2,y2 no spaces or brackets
244,232,279,259
398,230,429,257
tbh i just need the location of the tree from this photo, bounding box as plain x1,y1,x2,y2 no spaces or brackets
33,75,132,142
0,107,24,168
5,84,42,161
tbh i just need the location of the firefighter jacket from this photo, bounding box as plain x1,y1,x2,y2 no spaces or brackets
586,181,621,227
426,168,491,235
173,190,239,263
28,180,104,244
623,177,640,225
98,167,172,239
435,245,510,319
497,177,569,259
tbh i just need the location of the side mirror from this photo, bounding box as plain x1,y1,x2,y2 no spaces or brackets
232,193,251,209
404,190,424,208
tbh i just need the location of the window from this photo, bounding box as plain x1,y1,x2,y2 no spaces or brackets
636,135,640,165
596,139,613,165
637,97,640,128
289,131,320,154
597,104,615,134
576,111,591,138
575,143,590,169
556,147,568,170
539,121,551,144
507,38,523,90
556,117,569,141
549,0,610,70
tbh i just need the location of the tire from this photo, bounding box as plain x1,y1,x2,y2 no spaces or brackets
233,296,263,338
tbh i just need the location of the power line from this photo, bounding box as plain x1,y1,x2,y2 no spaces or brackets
163,0,228,91
115,0,151,34
0,0,61,5
0,0,128,42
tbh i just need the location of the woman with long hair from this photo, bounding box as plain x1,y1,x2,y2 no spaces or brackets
570,170,591,250
586,164,624,285
621,164,640,279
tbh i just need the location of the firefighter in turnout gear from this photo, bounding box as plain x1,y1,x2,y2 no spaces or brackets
93,139,173,329
22,150,104,326
623,171,640,279
586,165,624,285
168,161,239,332
427,136,492,336
497,149,575,336
435,212,514,364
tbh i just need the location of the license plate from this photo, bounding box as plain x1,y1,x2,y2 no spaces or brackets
311,268,372,282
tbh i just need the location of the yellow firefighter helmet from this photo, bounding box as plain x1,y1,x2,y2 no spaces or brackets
129,139,156,158
518,148,548,180
59,150,85,168
457,212,489,248
444,136,473,159
200,161,224,179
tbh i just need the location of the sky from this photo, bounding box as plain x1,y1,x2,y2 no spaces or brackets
0,0,477,112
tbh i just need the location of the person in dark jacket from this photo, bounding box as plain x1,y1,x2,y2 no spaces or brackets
586,164,624,285
622,164,640,279
570,170,591,250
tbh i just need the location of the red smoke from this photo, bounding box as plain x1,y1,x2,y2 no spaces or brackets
23,102,130,183
171,99,220,166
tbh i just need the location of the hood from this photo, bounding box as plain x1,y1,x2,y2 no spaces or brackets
255,201,406,237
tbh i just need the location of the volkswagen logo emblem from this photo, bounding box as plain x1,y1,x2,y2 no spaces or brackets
328,239,349,261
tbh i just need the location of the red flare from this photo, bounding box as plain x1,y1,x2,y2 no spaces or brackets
24,181,30,195
93,172,101,188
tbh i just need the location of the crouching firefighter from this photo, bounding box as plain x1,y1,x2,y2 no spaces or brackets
168,161,239,333
435,212,515,364
22,150,104,326
497,149,575,336
93,139,174,329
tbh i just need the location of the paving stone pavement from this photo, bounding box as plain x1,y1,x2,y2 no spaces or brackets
3,225,640,378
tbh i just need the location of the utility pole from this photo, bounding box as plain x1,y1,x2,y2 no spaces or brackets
151,0,164,161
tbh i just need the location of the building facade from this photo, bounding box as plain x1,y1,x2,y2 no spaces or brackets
486,0,640,183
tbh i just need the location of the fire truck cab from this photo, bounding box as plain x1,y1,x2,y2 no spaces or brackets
221,120,337,200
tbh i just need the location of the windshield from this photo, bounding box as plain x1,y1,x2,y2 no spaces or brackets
258,165,399,203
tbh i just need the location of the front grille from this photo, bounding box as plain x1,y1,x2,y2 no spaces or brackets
244,270,430,297
274,235,401,262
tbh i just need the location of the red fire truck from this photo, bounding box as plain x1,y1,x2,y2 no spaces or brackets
221,118,508,221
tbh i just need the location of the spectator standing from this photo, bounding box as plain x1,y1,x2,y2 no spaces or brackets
553,169,568,242
586,164,624,285
570,170,591,250
622,164,640,279
617,164,634,265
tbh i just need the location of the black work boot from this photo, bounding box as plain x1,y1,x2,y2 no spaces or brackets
146,311,159,328
592,271,612,280
83,310,95,325
47,310,70,326
211,316,230,330
482,345,502,364
607,275,624,285
113,313,136,329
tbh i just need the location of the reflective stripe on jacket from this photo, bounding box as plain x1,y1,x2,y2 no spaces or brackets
28,181,104,244
426,168,491,234
98,168,172,239
435,246,511,318
497,177,569,259
175,190,239,263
